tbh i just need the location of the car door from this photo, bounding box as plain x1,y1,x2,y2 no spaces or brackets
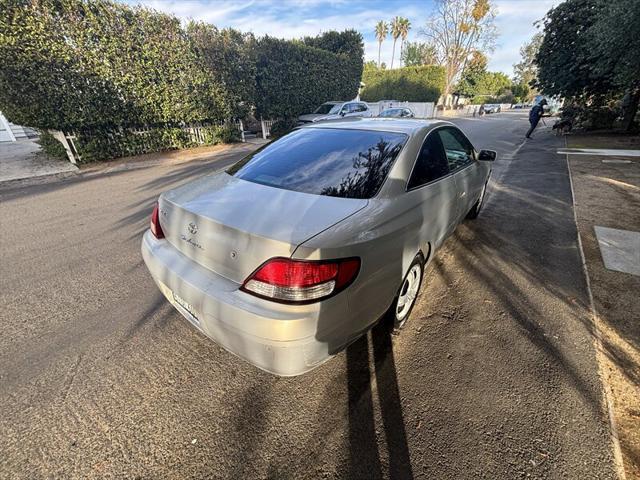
343,103,360,118
436,126,485,222
404,130,459,248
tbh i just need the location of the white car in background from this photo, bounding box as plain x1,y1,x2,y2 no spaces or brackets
298,101,372,124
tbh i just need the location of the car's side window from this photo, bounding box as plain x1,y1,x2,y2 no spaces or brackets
357,103,368,112
407,132,450,190
437,127,475,171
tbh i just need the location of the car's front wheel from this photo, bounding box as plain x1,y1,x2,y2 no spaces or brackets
392,257,424,332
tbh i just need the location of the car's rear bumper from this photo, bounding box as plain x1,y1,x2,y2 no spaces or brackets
141,231,343,376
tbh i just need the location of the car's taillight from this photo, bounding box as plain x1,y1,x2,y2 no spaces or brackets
242,257,360,303
150,203,164,239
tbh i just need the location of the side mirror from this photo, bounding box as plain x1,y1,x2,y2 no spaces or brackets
478,149,497,161
340,110,347,117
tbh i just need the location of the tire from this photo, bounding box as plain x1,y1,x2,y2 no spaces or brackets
466,181,488,219
391,256,424,332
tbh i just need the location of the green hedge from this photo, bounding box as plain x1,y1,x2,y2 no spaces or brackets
255,31,364,119
0,0,229,131
361,66,446,102
74,124,240,163
0,1,363,161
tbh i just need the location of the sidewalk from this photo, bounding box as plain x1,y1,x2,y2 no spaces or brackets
0,138,78,184
0,140,267,188
564,133,640,479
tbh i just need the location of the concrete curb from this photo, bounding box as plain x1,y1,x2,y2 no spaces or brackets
564,136,627,480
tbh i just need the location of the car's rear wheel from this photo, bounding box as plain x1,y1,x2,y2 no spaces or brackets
392,257,424,332
466,181,488,219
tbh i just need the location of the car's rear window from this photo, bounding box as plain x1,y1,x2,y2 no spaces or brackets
227,128,407,199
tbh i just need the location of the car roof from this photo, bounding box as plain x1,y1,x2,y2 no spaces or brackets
301,117,450,134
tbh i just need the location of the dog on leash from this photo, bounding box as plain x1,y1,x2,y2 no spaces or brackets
552,119,573,135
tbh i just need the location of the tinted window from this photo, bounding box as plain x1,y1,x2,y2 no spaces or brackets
227,128,408,199
357,103,368,112
407,132,449,189
437,127,474,171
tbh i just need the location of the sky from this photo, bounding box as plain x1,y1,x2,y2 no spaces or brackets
127,0,558,77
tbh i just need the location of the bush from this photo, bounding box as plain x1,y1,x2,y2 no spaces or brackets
361,65,446,102
0,1,363,160
72,124,239,163
0,0,229,131
269,119,298,138
255,31,364,118
37,131,67,161
560,102,619,130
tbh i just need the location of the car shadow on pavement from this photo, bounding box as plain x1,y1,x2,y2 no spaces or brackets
346,320,414,479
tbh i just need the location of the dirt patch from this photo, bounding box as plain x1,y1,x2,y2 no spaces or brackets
567,133,640,479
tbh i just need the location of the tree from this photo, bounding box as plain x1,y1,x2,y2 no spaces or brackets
420,0,497,97
588,0,640,130
535,0,640,130
374,21,388,68
455,52,511,101
398,18,411,67
513,32,543,87
390,16,402,69
401,42,438,66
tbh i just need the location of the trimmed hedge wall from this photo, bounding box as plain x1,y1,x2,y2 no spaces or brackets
361,66,446,102
0,0,228,131
255,31,364,119
0,0,364,161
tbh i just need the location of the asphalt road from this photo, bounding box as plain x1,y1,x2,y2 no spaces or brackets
0,112,616,479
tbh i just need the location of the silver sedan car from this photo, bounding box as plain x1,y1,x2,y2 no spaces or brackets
142,118,495,376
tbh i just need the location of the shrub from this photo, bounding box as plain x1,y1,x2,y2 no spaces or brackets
72,124,239,163
269,118,298,138
37,131,67,161
0,0,229,131
361,65,446,102
255,31,364,118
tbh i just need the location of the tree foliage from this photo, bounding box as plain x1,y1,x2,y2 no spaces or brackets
0,0,364,139
513,32,543,87
401,42,438,67
535,0,640,129
361,65,446,102
420,0,497,96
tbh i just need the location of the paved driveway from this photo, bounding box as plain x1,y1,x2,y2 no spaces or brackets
0,113,616,479
0,138,77,183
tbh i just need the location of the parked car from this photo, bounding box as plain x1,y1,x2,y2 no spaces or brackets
484,104,501,114
379,107,415,118
297,101,372,124
142,118,496,376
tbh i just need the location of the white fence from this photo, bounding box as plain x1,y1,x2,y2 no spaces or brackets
366,101,436,119
53,120,245,164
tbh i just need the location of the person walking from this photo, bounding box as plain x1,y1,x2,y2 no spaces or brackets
526,99,547,138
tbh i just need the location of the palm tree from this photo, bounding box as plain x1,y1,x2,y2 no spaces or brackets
390,16,402,69
398,18,411,67
374,21,388,68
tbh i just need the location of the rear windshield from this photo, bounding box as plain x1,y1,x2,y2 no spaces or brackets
227,128,407,199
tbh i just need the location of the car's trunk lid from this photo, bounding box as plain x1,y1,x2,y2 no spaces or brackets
159,173,367,283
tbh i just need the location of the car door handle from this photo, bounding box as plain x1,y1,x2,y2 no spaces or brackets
460,191,466,198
